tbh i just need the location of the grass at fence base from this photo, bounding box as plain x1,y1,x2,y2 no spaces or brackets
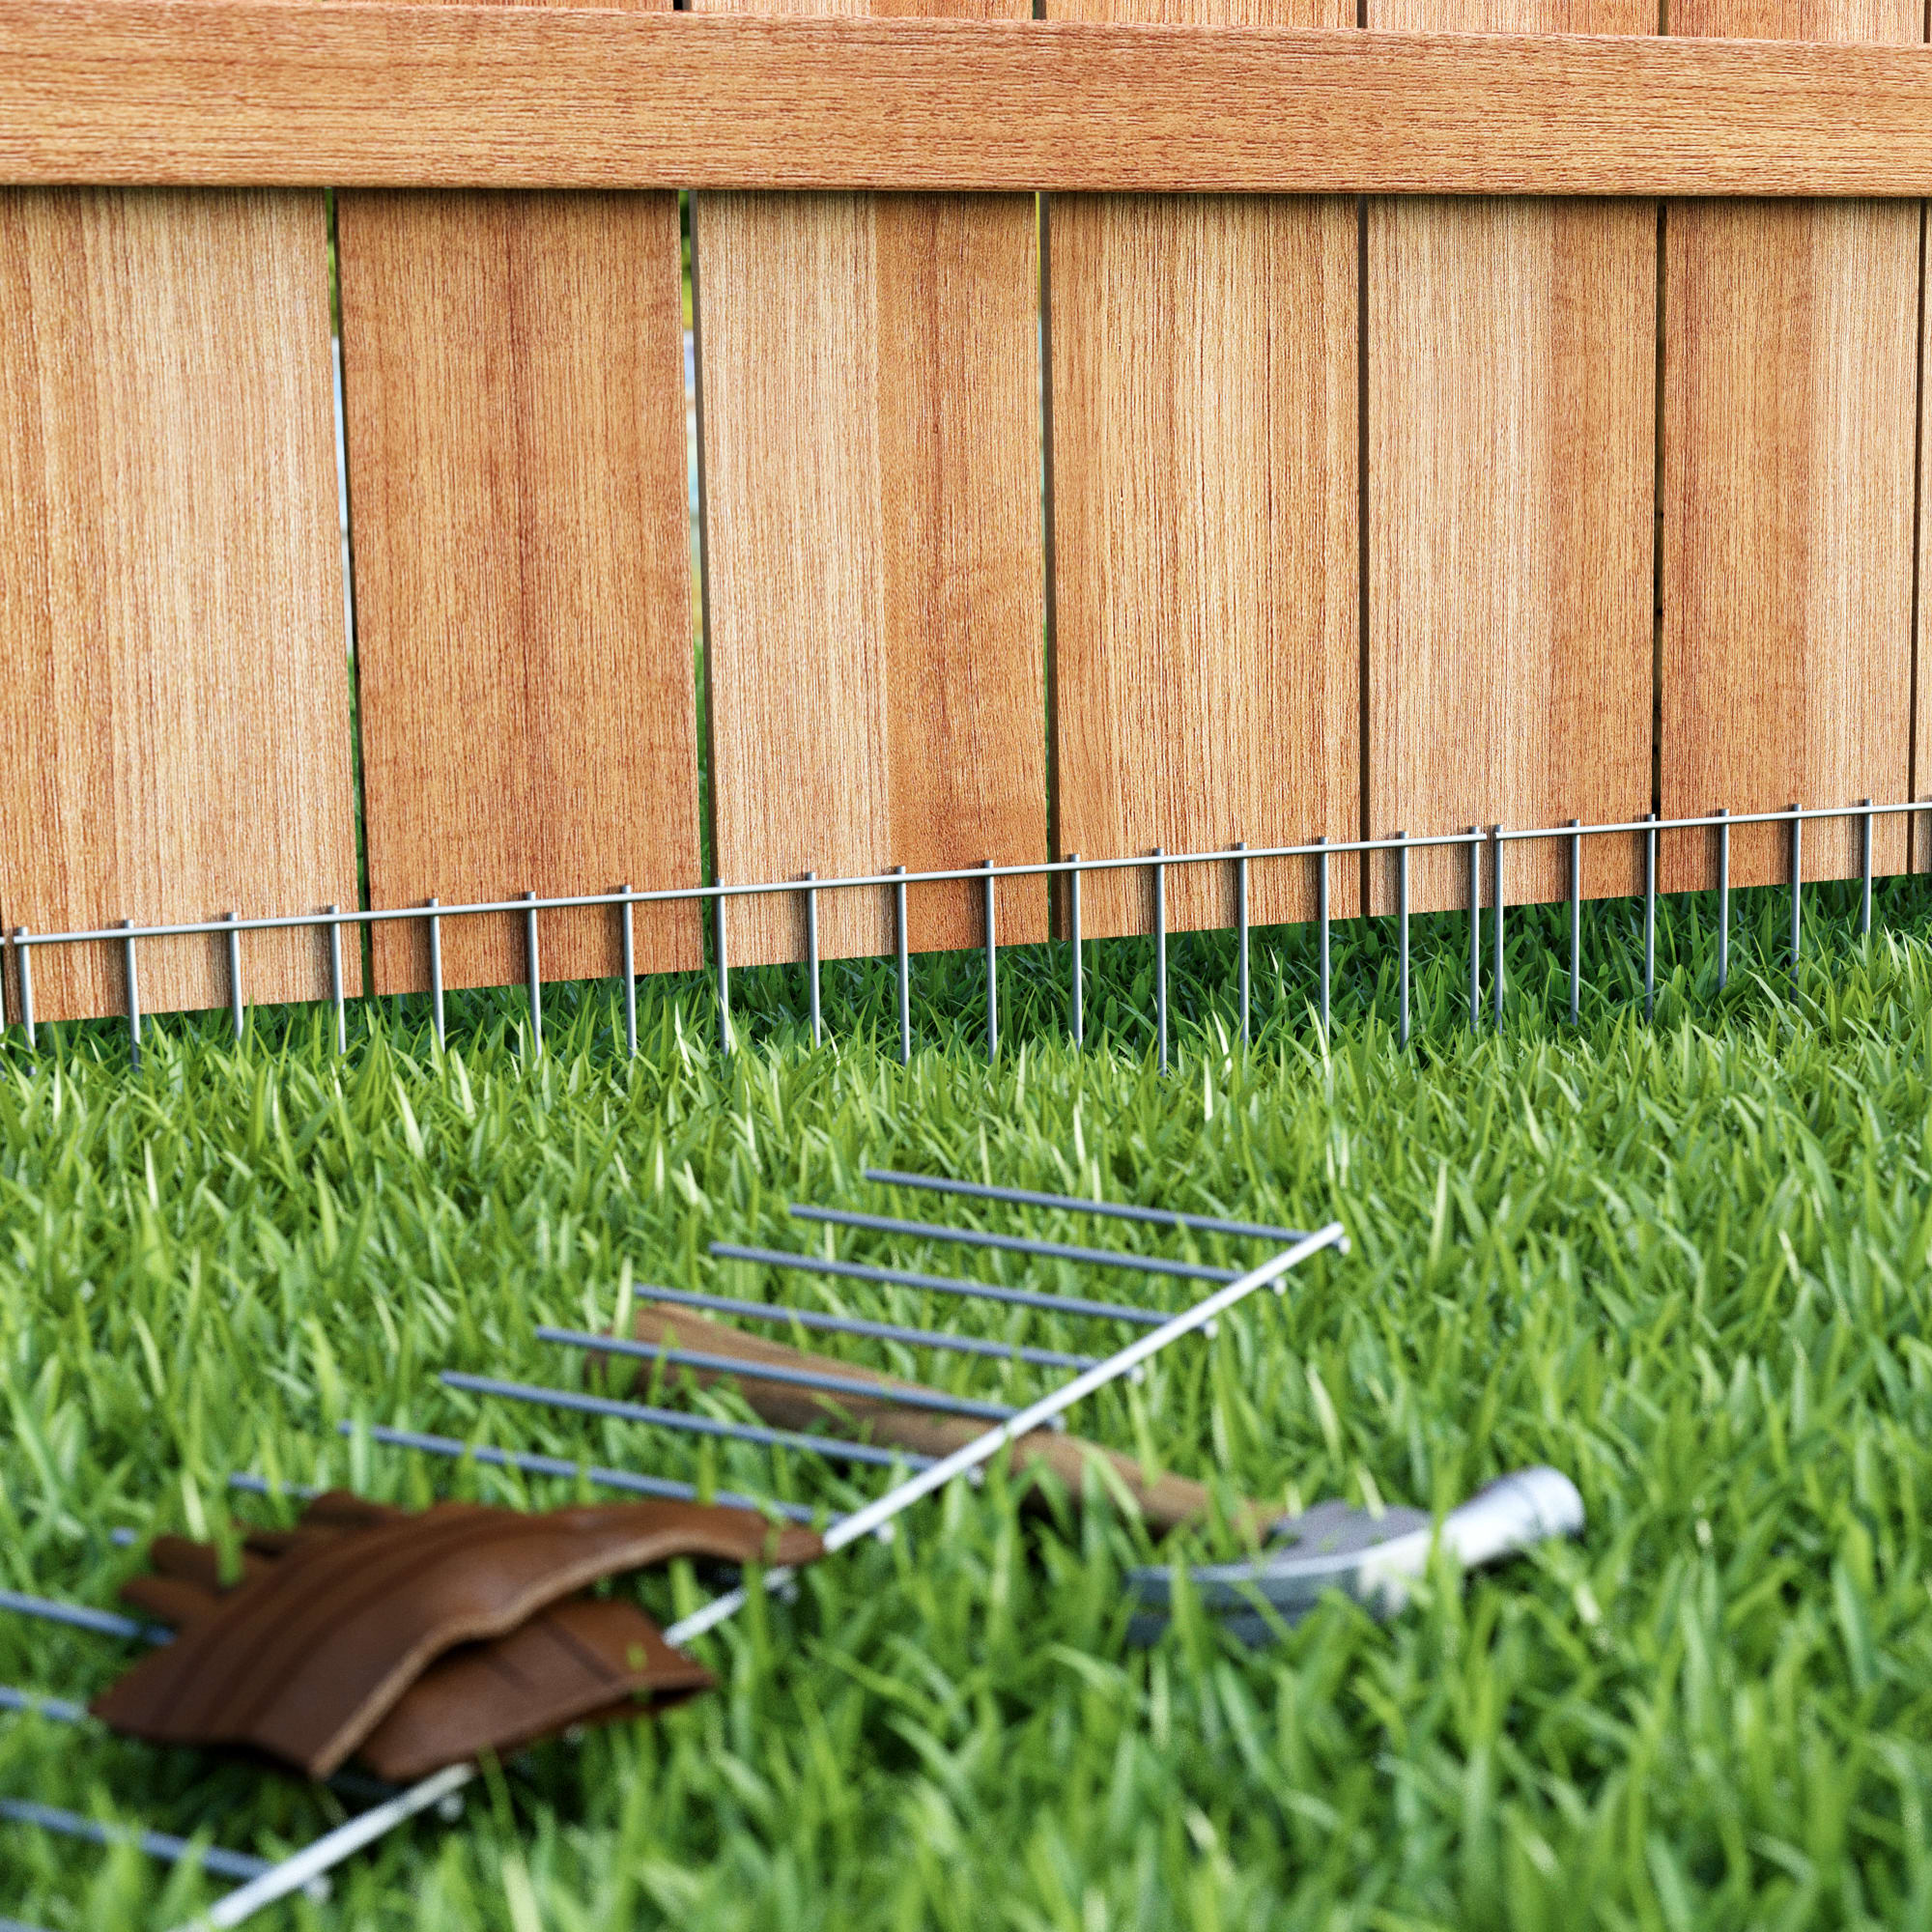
7,882,1932,1927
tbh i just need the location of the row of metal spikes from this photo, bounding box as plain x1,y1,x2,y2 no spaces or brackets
3,799,1908,1071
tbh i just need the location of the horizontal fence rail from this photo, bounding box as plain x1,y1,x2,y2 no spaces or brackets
7,7,1932,194
5,800,1920,1065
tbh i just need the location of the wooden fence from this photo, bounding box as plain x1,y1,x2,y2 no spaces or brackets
0,2,1928,1024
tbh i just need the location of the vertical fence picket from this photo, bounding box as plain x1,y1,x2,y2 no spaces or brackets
338,34,701,999
1364,0,1655,923
1661,0,1921,895
0,188,359,1022
1045,0,1358,947
693,0,1046,973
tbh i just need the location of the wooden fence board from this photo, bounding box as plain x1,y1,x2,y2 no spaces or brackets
1046,0,1356,941
1660,0,1921,894
18,7,1932,197
694,0,1046,965
1365,0,1656,918
340,181,700,993
0,187,358,1023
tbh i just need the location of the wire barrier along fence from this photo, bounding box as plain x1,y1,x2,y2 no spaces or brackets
6,798,1924,1072
0,1178,1346,1929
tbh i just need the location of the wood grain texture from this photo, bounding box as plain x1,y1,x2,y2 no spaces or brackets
14,5,1932,196
0,187,358,1022
694,0,1046,963
1046,0,1356,940
1921,194,1931,870
340,185,699,993
1660,0,1921,894
1366,0,1657,916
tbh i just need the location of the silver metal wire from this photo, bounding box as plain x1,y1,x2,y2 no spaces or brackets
1467,834,1481,1030
227,911,243,1043
894,865,911,1064
536,1326,1019,1421
1861,801,1874,938
524,891,542,1060
427,897,444,1046
123,919,140,1068
713,892,730,1056
1397,836,1409,1049
1718,809,1731,992
619,884,638,1058
983,860,998,1062
861,1170,1309,1243
710,1242,1171,1326
327,906,346,1054
439,1371,933,1470
616,1281,1096,1370
784,1207,1238,1284
353,1421,818,1520
1568,820,1581,1026
1791,807,1803,984
14,928,32,1053
1491,825,1504,1027
1235,840,1249,1043
1644,813,1658,1020
1317,837,1330,1036
1067,854,1084,1047
1151,847,1167,1073
804,871,822,1046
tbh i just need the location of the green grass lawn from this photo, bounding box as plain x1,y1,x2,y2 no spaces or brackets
8,885,1932,1929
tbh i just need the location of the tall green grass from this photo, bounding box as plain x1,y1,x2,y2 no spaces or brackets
7,881,1932,1928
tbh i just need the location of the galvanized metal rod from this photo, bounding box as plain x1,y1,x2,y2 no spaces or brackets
983,860,998,1062
427,897,445,1047
0,1799,274,1885
1397,836,1409,1049
1234,840,1249,1044
622,1282,1096,1371
1717,809,1731,992
14,928,34,1052
803,871,822,1047
0,1588,167,1646
327,905,346,1054
664,1223,1350,1647
712,1242,1171,1325
619,883,638,1059
123,920,141,1068
786,1206,1238,1283
351,1421,817,1521
0,1683,88,1725
1152,847,1168,1072
537,1327,1018,1421
894,866,911,1064
713,891,730,1057
1067,854,1084,1048
1861,798,1873,939
182,1764,476,1932
1643,813,1658,1021
1491,824,1504,1027
439,1371,932,1470
226,911,243,1042
1317,837,1331,1037
1568,818,1581,1027
524,891,542,1059
1467,833,1481,1030
1790,805,1803,986
861,1170,1309,1243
